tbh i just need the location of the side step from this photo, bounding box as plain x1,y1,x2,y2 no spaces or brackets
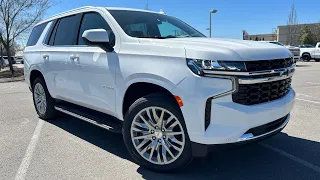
54,102,122,134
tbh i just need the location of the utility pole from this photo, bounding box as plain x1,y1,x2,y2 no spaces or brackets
145,0,149,10
209,9,218,38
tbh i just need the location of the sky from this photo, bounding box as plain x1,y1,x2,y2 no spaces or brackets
44,0,320,39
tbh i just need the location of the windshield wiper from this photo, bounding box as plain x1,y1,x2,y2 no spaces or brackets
137,36,168,39
136,36,178,39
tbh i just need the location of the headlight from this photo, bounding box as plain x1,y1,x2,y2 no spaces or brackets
186,58,247,76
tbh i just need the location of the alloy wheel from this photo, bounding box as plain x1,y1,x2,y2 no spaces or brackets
34,83,47,115
130,107,185,165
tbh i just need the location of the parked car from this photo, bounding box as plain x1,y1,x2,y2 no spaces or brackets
2,56,15,65
14,57,24,64
263,41,300,62
24,6,295,172
295,44,315,48
300,42,320,61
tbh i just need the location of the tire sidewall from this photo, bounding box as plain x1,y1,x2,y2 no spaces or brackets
302,54,311,61
123,94,192,172
32,77,55,119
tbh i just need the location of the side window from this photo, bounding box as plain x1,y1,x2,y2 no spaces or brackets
26,22,48,46
53,15,78,46
78,12,116,47
48,20,60,46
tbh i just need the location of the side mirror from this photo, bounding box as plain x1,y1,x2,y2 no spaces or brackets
82,29,114,52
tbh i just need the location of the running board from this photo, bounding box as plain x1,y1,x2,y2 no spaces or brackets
54,103,122,134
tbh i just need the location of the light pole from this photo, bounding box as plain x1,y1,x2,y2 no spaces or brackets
209,9,217,38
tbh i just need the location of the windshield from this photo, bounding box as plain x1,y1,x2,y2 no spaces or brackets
108,10,205,39
269,41,284,46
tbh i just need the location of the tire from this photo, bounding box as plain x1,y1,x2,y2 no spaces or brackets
32,77,56,120
302,53,311,61
123,93,192,172
315,59,320,62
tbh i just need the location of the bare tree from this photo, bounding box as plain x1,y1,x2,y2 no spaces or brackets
0,0,52,75
287,3,298,45
313,22,320,43
0,42,3,70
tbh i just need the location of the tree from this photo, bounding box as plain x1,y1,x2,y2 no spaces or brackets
313,22,320,43
300,24,313,45
0,0,52,75
287,3,298,45
255,37,258,41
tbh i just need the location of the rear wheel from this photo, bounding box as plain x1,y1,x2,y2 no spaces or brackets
32,77,56,120
123,93,192,172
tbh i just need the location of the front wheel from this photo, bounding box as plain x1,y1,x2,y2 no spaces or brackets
123,94,192,172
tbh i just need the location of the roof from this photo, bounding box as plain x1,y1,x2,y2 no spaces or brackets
106,7,160,14
36,6,162,26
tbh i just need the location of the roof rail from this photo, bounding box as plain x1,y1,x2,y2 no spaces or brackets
47,6,94,19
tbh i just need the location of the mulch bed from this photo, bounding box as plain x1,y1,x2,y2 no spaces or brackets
0,66,24,79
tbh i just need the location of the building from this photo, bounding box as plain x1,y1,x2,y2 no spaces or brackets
243,23,320,45
242,31,277,41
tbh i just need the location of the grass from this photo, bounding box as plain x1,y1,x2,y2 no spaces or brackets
0,66,24,80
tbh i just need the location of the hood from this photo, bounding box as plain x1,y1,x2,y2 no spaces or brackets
138,37,292,61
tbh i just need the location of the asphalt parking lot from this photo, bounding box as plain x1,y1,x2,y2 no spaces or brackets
0,62,320,180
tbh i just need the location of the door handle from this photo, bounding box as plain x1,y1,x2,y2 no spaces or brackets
43,54,49,60
70,55,79,61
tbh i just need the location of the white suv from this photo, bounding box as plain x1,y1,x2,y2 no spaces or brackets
24,6,295,172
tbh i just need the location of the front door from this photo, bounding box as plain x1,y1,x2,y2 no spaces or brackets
67,12,118,115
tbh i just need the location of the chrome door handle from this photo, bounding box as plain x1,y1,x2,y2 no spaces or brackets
43,54,49,60
70,55,79,61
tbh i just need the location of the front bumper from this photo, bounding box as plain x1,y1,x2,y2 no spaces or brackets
172,73,295,145
191,114,289,157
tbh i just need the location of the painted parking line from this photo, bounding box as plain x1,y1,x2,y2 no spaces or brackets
15,119,44,180
296,98,320,105
260,143,320,173
306,82,320,85
296,93,313,98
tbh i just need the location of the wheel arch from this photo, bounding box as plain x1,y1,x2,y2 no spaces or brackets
30,69,44,89
121,80,181,119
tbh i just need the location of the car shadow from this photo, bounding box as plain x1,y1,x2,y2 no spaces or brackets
296,64,312,67
47,115,320,180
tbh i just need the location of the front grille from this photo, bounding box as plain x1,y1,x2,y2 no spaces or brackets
244,58,294,72
244,115,288,136
232,78,292,105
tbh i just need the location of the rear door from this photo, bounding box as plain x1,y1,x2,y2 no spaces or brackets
67,11,118,114
40,15,79,99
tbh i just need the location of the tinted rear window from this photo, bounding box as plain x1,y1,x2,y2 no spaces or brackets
26,22,48,46
54,15,78,45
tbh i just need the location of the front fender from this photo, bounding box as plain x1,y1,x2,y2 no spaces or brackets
115,73,186,120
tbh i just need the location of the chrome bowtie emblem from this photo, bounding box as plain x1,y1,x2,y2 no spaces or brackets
280,68,289,77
